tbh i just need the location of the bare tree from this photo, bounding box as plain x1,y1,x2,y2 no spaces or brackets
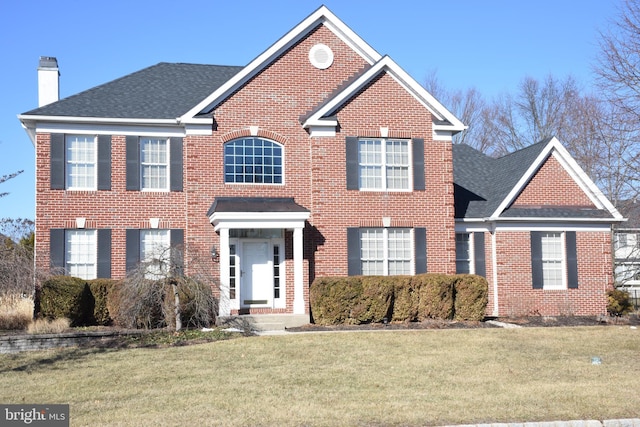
115,244,216,331
0,170,23,199
595,0,640,121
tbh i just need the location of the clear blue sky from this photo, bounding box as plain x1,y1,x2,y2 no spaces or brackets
0,0,621,221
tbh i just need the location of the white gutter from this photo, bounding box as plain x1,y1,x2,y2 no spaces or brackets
17,114,181,125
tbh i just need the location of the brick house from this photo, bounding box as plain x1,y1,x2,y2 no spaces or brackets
18,6,623,324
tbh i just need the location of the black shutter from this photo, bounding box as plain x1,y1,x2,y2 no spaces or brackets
171,229,185,276
531,231,543,289
50,134,65,189
170,137,183,192
50,229,65,272
347,227,361,275
126,229,140,273
346,137,359,190
474,232,486,277
412,138,425,191
566,231,578,289
414,227,427,274
97,135,112,190
126,136,140,190
96,229,112,279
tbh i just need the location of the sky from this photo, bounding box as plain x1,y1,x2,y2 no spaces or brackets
0,0,622,221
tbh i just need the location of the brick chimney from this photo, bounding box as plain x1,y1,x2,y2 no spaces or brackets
38,56,59,107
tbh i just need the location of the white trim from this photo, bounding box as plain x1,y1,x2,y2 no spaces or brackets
491,231,499,316
210,212,310,231
493,222,611,232
302,56,465,136
34,121,185,137
19,114,179,126
490,137,624,221
180,5,382,123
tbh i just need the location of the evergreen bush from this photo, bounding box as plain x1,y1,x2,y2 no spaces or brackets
453,274,489,321
39,276,93,326
607,289,634,316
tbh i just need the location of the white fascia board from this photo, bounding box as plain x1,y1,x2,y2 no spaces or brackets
181,6,382,124
32,121,185,138
307,125,337,138
210,211,310,231
17,114,179,126
490,137,624,221
302,56,466,132
454,221,493,233
493,221,613,232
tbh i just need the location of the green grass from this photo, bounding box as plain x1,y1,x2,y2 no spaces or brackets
1,326,639,426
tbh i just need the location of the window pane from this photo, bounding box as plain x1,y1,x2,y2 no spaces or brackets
541,232,563,288
66,230,97,280
140,229,171,279
360,228,412,276
223,138,284,184
358,138,410,190
66,135,96,189
140,138,168,190
456,233,471,274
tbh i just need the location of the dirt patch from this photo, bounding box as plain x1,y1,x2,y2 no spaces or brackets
287,314,640,332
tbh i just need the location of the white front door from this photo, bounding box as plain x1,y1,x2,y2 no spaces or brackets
241,241,272,307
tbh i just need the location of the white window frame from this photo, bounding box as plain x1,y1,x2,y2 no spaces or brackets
360,228,413,276
358,138,411,191
541,231,566,290
140,137,170,191
65,229,97,280
65,135,97,190
140,229,171,279
223,138,285,185
455,233,474,274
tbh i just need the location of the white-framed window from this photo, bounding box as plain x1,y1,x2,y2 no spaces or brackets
140,137,169,191
360,228,412,275
358,138,410,191
224,138,283,184
65,229,97,280
541,232,564,289
66,135,97,190
140,229,171,279
455,233,472,274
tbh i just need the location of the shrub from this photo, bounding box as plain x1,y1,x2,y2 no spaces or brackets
416,274,455,320
39,276,93,326
310,277,362,325
88,279,118,326
453,275,489,321
607,289,634,317
351,276,395,323
165,276,216,329
0,294,33,330
391,276,418,322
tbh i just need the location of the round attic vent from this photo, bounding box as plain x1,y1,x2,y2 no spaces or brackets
309,44,334,69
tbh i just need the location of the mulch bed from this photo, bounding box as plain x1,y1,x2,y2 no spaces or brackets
286,314,640,332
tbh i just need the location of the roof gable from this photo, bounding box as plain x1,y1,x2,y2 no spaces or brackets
300,55,465,138
453,137,623,222
181,5,382,124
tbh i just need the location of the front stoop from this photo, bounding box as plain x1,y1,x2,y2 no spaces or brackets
217,314,310,332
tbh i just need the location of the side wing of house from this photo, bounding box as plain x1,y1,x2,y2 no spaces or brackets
453,137,623,317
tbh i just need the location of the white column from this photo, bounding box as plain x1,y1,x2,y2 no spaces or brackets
293,226,305,314
218,228,231,317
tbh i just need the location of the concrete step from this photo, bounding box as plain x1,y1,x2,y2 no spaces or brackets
217,314,309,332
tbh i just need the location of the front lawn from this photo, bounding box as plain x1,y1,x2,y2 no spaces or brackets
1,326,638,426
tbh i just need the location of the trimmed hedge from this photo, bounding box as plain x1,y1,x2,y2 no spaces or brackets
310,273,489,325
453,274,488,321
39,276,93,326
88,279,119,326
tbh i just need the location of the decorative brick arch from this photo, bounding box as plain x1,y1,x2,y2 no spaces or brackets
219,127,290,145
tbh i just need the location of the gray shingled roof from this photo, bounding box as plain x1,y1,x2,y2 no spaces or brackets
207,197,309,217
452,139,613,220
22,62,243,119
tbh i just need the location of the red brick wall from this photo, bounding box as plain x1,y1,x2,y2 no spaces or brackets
490,230,612,317
512,155,595,207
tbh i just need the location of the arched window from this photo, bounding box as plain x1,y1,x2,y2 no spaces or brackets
224,138,283,184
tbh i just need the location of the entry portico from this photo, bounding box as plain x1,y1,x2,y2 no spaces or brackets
208,197,310,317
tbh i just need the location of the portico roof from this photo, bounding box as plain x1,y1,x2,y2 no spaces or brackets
208,197,310,231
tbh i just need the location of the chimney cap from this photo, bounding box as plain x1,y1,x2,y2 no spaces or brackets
38,56,58,69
